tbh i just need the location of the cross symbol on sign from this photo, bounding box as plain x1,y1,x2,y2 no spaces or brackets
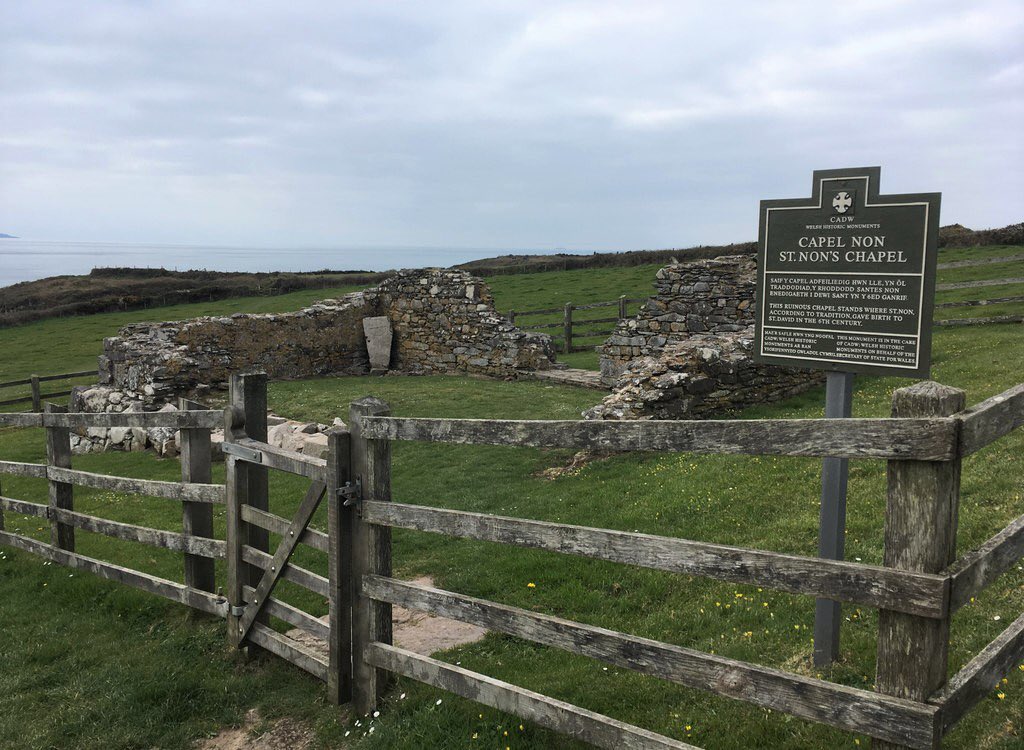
832,192,852,214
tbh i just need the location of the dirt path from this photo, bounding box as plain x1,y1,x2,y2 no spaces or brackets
197,576,487,749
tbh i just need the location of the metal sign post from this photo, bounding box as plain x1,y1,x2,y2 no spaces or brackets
814,370,854,666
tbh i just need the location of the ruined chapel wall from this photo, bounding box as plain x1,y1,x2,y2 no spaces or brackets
599,255,756,383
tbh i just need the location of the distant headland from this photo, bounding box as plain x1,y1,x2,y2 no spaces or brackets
0,233,18,239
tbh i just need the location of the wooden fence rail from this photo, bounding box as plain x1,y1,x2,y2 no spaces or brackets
2,374,1024,749
346,378,1024,750
507,296,646,353
505,272,1024,355
0,369,95,411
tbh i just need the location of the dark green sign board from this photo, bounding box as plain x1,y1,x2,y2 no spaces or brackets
753,167,941,377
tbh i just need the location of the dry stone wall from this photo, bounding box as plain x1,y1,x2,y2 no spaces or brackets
589,255,822,421
370,269,555,376
75,269,554,453
600,255,756,383
99,294,374,408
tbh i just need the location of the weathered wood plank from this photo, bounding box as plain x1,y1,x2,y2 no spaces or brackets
242,545,329,597
0,460,47,478
932,611,1024,734
959,382,1024,456
366,643,697,750
45,403,74,551
357,415,958,460
238,481,326,642
242,585,329,641
49,507,226,558
35,370,95,384
246,622,329,682
46,466,225,504
234,437,327,481
876,382,965,750
0,376,33,388
362,501,949,618
0,496,49,518
30,375,41,412
936,255,1024,270
240,505,330,553
42,410,223,429
936,277,1024,291
948,511,1024,611
0,396,34,407
180,413,215,593
0,413,44,427
235,374,270,613
936,295,1024,309
0,529,226,617
364,575,940,749
326,428,353,705
224,398,246,648
934,315,1024,328
37,389,73,401
349,397,394,714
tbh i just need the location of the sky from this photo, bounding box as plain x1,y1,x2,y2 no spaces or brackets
1,0,1022,253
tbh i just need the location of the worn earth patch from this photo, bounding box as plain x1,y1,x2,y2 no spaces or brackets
197,576,487,749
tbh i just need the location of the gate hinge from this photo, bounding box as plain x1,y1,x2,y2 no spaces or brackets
338,478,362,507
228,603,247,617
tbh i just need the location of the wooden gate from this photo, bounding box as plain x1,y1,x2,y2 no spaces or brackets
221,372,357,705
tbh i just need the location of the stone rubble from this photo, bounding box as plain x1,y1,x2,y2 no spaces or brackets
585,333,824,421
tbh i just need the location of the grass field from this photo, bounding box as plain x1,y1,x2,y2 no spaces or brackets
0,246,1022,749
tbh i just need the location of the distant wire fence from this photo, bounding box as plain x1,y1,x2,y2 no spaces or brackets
506,296,647,353
0,371,95,411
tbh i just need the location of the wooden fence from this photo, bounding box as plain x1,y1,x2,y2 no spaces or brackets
350,379,1024,749
0,400,226,612
510,274,1024,354
0,370,95,411
2,374,1024,748
507,296,645,353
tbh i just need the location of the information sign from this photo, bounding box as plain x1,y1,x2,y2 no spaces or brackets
754,167,940,377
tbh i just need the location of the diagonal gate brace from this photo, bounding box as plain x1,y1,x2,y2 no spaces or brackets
237,480,327,643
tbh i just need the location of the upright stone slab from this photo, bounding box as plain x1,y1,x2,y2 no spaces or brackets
363,316,393,375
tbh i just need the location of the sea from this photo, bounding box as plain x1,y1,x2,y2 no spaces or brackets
0,239,580,288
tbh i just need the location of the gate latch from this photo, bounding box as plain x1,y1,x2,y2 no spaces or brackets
338,478,362,507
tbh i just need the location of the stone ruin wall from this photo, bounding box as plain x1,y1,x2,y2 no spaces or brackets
599,255,756,384
372,269,555,376
588,255,823,421
72,269,555,453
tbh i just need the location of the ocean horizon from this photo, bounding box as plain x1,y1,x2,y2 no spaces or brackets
0,239,590,288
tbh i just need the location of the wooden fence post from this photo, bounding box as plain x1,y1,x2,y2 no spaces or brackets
326,427,353,705
507,309,516,326
618,295,627,320
44,403,74,550
349,397,393,715
563,303,573,354
30,375,41,412
225,372,269,650
874,381,965,750
235,373,269,589
179,397,215,594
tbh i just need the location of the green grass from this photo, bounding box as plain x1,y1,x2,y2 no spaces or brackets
0,246,1022,748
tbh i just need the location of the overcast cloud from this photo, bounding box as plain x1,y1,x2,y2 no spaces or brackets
1,1,1022,251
